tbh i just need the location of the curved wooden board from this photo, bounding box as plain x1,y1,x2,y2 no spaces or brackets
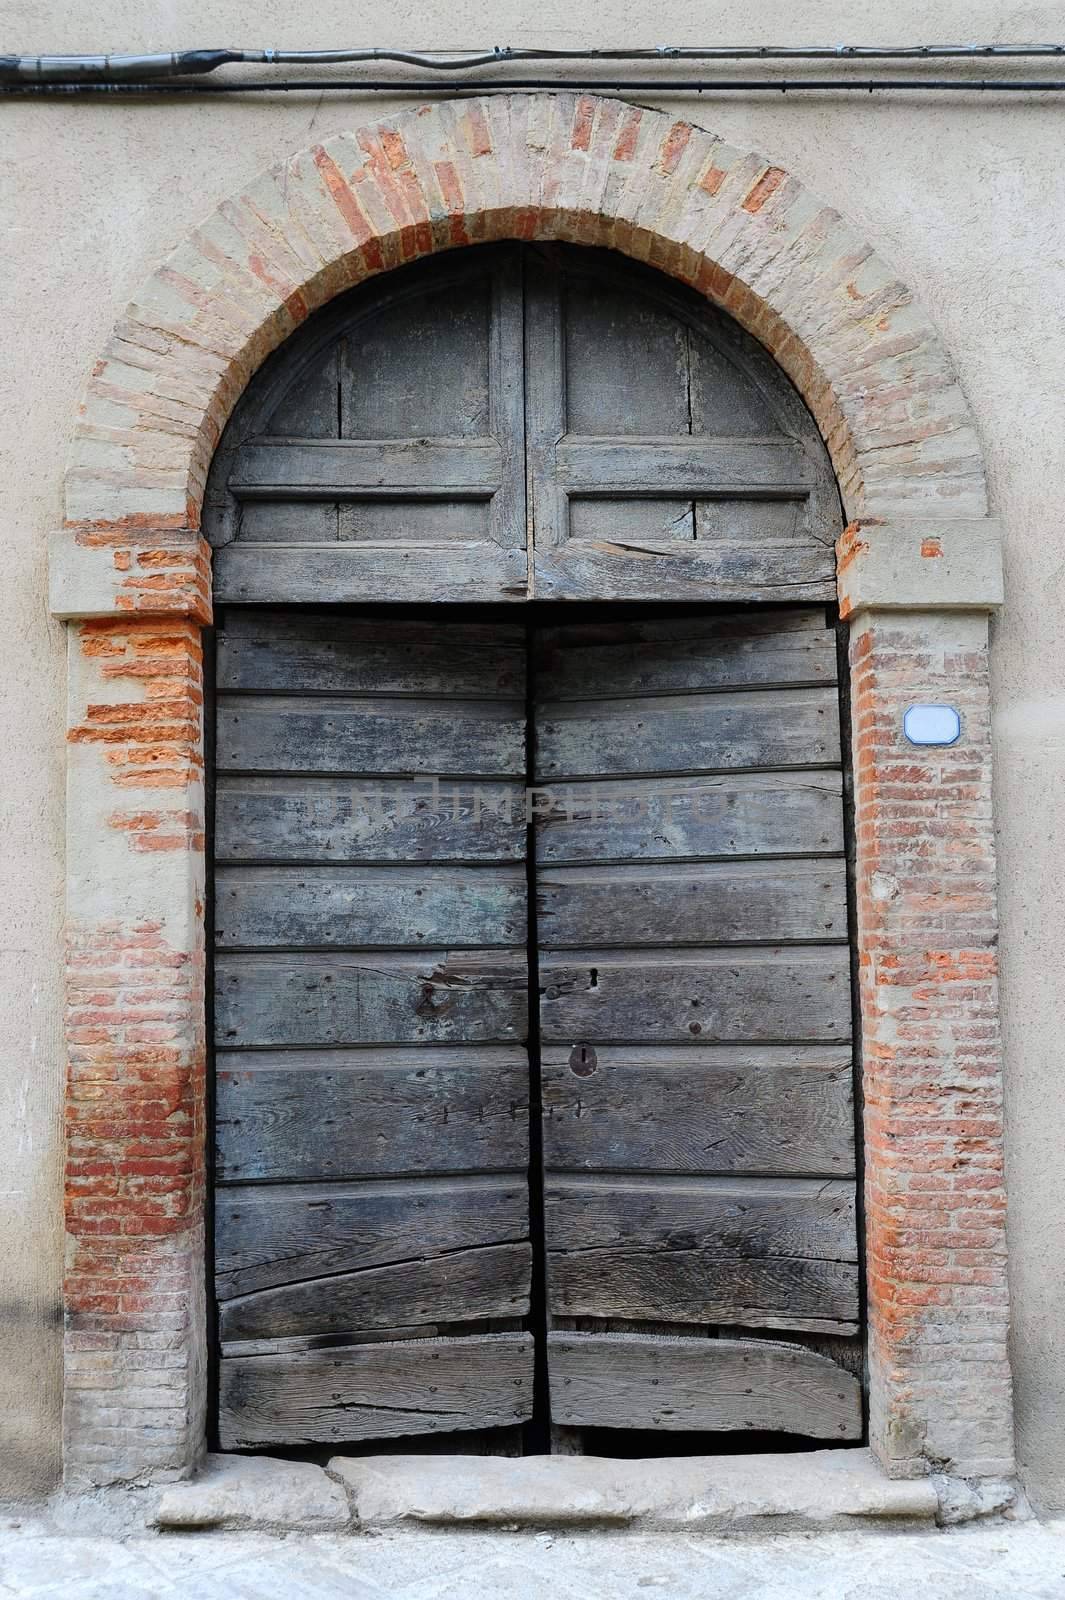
547,1331,862,1438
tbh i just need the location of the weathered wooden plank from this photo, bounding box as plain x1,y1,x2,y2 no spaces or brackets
237,501,338,543
215,1175,530,1299
216,864,527,950
568,499,695,543
534,610,836,699
216,776,528,864
545,1176,858,1332
547,1175,856,1262
217,613,526,698
556,439,811,493
534,772,844,866
533,543,835,604
687,324,782,437
231,439,503,495
540,1045,854,1176
535,688,840,781
213,543,529,605
695,499,828,547
536,859,847,948
539,948,851,1045
336,500,490,543
563,276,692,436
266,345,340,439
219,1332,535,1448
215,1045,529,1183
340,273,491,439
547,1332,862,1438
548,1257,857,1335
217,695,526,777
216,951,528,1049
220,1240,532,1343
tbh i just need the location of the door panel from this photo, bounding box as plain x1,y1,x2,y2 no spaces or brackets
533,609,860,1440
539,1045,855,1177
207,249,527,604
536,859,847,946
219,1335,534,1451
547,1334,861,1439
525,249,840,602
545,1177,858,1335
213,615,533,1449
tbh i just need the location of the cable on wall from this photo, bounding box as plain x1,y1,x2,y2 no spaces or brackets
2,41,1065,96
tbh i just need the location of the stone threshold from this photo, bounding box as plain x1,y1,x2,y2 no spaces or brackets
147,1448,1019,1535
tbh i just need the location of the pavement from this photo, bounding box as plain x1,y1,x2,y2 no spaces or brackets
0,1518,1063,1600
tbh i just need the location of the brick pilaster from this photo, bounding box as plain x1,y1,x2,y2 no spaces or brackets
62,619,207,1486
851,611,1014,1478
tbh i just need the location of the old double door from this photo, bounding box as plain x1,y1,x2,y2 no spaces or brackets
212,605,861,1451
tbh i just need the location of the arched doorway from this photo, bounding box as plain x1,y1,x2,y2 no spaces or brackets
204,244,860,1456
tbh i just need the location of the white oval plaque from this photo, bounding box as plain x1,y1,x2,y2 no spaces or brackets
903,703,961,746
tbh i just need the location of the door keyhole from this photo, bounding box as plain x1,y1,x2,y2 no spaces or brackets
569,1042,598,1077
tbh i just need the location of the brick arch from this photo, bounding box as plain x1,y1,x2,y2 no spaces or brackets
53,93,1013,1495
60,92,993,624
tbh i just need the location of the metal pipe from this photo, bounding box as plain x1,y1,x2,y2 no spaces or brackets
4,76,1065,97
2,41,1065,84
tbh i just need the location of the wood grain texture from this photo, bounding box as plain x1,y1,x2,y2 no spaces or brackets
540,1045,855,1176
216,864,527,950
267,345,340,439
532,543,836,604
538,948,851,1044
562,275,692,436
535,688,839,782
534,772,844,866
536,859,847,948
547,1332,862,1437
215,1046,529,1182
547,1176,856,1261
534,610,837,699
555,438,810,493
230,437,502,495
217,695,526,778
215,1175,530,1299
545,1176,858,1332
216,950,528,1049
338,273,492,440
213,543,530,606
216,776,528,865
218,1332,535,1448
219,1240,532,1343
217,613,526,698
567,499,696,543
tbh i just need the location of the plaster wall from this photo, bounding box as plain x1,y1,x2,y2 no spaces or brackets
0,0,1062,1506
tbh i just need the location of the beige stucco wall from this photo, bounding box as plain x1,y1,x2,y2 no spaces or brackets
1,0,1063,1506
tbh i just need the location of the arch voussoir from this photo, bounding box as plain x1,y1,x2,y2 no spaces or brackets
63,90,995,559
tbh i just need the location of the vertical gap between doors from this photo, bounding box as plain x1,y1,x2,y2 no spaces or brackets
523,618,552,1452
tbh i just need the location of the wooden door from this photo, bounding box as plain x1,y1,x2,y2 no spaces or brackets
212,614,534,1449
534,609,862,1441
205,242,859,1452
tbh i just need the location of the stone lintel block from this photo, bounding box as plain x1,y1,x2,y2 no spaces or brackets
838,517,1003,617
50,529,212,623
329,1447,939,1531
